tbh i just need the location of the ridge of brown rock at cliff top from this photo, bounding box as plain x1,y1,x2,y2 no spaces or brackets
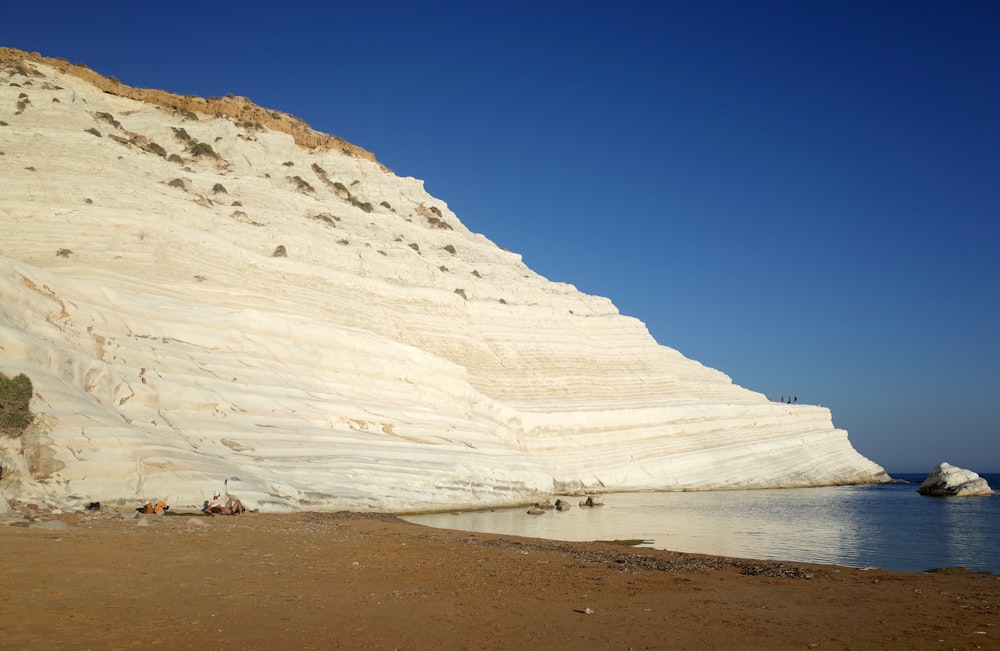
0,47,386,170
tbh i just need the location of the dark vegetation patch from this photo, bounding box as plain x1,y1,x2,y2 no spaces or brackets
0,372,33,437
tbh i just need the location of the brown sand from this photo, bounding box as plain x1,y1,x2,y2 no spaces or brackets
0,510,996,650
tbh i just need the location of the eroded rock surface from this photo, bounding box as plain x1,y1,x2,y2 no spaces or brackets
918,462,994,497
0,49,888,513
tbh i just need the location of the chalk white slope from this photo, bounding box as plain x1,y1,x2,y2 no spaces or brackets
0,57,888,512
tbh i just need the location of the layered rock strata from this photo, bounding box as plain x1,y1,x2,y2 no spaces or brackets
0,49,888,512
918,463,994,497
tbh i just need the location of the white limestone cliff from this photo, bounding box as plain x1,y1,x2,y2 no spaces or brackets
0,50,888,513
917,463,994,497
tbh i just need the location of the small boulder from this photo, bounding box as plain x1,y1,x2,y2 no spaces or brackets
918,462,995,497
554,499,572,511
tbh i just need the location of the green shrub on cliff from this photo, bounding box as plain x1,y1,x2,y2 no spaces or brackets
189,141,218,158
0,372,33,437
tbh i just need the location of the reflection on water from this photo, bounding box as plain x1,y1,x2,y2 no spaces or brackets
402,477,1000,573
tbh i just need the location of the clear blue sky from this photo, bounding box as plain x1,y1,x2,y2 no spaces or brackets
4,1,998,472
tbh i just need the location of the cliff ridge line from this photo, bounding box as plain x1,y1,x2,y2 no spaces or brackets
0,47,384,167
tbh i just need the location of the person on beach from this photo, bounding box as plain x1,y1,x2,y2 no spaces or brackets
136,499,169,514
203,491,245,515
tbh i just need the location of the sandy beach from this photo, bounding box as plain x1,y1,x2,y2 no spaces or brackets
1,509,996,650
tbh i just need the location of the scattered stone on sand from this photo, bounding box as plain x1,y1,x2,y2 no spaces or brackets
29,520,70,531
1,511,997,650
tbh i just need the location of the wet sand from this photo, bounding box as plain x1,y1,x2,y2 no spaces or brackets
0,509,996,650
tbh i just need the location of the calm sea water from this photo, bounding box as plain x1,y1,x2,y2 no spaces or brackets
402,473,999,573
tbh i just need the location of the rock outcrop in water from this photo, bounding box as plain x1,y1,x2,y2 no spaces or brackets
0,48,888,513
917,463,994,497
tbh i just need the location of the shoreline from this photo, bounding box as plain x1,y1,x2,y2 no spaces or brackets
400,483,1000,575
1,509,997,649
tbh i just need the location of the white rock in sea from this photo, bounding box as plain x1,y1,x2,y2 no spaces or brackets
0,49,889,513
917,463,995,497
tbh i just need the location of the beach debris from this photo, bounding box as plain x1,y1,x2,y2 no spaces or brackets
28,519,69,531
925,566,969,574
